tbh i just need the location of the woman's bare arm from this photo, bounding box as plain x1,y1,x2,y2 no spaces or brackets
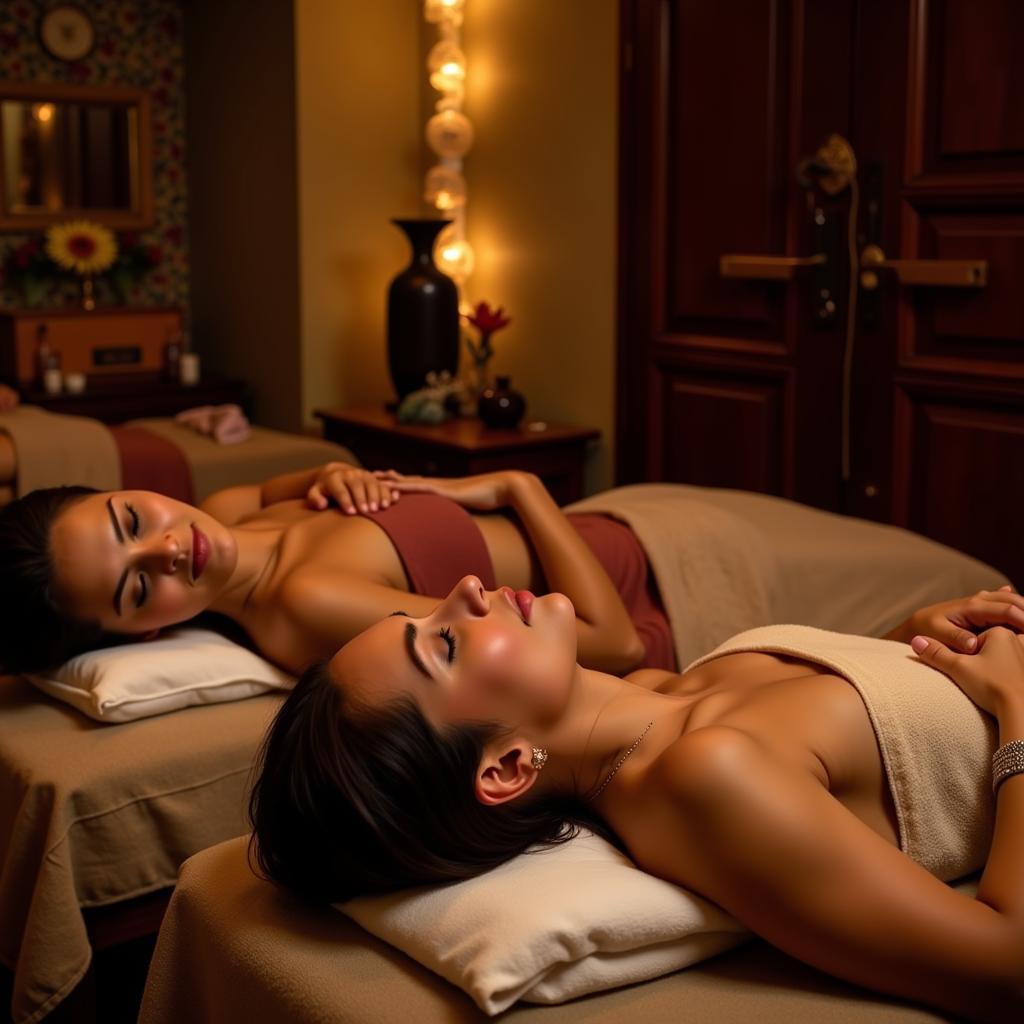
381,470,645,673
199,463,397,525
631,725,1024,1021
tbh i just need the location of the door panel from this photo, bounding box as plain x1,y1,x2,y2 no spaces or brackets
619,0,852,511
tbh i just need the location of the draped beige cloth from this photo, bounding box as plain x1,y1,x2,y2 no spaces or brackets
687,625,997,881
568,484,1009,667
129,418,358,501
0,675,284,1024
140,835,970,1024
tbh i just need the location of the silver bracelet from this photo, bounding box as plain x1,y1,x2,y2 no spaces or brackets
992,739,1024,794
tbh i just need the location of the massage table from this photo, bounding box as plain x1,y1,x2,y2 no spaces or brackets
139,835,964,1023
0,404,360,507
0,482,1008,1023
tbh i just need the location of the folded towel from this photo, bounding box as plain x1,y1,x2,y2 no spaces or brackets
175,404,251,445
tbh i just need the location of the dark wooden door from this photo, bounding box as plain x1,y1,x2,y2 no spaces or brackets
618,0,1024,584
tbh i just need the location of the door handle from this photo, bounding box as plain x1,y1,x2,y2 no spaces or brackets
719,253,827,281
859,244,987,289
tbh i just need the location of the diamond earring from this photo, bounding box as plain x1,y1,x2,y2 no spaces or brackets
531,747,548,771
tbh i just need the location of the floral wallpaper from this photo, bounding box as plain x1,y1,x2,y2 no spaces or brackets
0,0,188,314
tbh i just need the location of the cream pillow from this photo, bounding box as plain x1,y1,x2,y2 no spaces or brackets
340,829,749,1015
30,628,294,723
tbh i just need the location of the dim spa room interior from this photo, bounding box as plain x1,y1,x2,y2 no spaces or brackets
2,0,1024,1022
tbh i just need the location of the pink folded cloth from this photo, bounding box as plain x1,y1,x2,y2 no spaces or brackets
175,404,251,445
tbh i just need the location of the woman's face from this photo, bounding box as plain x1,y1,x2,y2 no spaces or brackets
329,575,579,729
49,490,238,634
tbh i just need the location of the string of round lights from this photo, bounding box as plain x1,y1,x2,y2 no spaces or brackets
423,0,475,290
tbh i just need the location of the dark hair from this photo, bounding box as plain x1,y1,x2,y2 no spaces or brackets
0,486,124,674
249,659,619,903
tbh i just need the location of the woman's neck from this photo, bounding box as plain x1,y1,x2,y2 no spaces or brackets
537,667,687,802
207,524,282,620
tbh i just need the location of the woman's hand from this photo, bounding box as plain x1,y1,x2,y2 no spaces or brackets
373,469,532,511
886,586,1024,652
306,463,400,514
911,627,1024,717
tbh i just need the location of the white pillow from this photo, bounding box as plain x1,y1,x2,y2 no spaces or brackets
30,628,294,723
340,829,749,1015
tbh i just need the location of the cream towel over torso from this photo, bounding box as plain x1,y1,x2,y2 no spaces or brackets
686,625,998,882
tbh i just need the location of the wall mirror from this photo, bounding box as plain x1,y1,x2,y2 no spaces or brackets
0,81,153,230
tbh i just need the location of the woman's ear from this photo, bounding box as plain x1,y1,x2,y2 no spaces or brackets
475,740,541,806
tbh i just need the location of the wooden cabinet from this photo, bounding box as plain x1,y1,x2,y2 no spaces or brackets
0,308,182,384
316,405,599,506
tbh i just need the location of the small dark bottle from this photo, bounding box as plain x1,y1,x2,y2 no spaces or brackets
478,375,526,429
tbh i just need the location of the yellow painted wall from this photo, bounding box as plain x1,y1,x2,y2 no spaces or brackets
294,0,619,490
461,0,619,490
294,0,423,424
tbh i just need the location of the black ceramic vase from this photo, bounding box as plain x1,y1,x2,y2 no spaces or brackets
387,218,460,400
478,375,527,429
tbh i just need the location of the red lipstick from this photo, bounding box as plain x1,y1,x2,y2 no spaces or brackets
191,525,210,581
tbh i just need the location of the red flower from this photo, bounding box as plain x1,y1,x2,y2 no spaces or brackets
468,301,511,335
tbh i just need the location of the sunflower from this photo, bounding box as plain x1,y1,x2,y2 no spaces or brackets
45,220,118,276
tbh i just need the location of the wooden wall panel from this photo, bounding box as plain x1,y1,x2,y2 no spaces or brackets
894,384,1022,583
902,214,1024,373
664,0,789,338
651,361,787,492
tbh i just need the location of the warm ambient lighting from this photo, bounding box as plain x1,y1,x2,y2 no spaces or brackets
423,0,474,289
33,103,55,123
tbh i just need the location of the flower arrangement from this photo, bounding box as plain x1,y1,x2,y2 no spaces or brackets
1,238,53,307
463,300,511,395
109,232,163,303
1,222,163,310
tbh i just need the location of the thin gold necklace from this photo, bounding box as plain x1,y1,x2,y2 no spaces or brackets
591,721,654,800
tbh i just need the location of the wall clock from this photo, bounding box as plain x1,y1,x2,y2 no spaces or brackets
39,5,96,63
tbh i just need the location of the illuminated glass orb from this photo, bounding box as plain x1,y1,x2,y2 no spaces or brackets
427,40,466,92
426,110,474,158
33,103,55,123
424,165,467,211
435,231,475,283
424,0,464,27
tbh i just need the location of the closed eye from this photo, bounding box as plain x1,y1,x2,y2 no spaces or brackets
136,574,148,609
126,502,141,538
439,625,456,663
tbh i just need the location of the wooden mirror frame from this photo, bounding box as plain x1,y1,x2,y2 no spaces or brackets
0,80,154,231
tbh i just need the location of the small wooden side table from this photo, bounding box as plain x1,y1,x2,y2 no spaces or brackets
315,405,600,506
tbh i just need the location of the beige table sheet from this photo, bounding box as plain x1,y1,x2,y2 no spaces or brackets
141,836,959,1024
0,676,284,1024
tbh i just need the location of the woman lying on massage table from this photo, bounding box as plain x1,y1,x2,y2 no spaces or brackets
250,575,1024,1022
0,467,663,676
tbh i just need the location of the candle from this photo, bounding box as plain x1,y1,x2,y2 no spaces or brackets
180,352,200,385
65,372,86,394
43,367,63,395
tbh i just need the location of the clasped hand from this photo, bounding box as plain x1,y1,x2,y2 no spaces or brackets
889,586,1023,652
306,463,401,514
903,586,1024,715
